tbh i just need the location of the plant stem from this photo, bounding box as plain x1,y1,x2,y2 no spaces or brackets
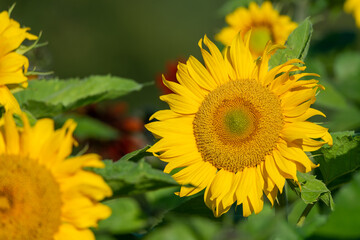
296,203,315,227
276,185,288,221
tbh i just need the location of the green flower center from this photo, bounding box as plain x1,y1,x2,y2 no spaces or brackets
248,27,272,56
224,109,252,135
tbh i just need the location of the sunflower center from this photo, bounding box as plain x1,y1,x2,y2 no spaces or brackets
0,155,62,240
247,27,272,56
193,79,283,172
224,109,252,135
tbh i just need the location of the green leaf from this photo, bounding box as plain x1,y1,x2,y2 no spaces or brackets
91,159,178,197
14,75,142,118
119,145,152,161
315,172,360,238
55,113,119,141
314,131,360,189
96,198,146,234
288,172,334,210
269,18,313,69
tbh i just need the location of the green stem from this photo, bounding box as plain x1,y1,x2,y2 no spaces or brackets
275,185,288,221
296,203,315,227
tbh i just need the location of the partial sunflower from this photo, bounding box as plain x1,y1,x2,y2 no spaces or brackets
216,1,297,58
344,0,360,27
0,10,37,113
146,34,332,217
0,112,112,240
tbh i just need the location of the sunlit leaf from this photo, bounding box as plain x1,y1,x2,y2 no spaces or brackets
269,18,312,69
288,172,334,210
14,75,142,118
91,159,178,197
314,131,360,190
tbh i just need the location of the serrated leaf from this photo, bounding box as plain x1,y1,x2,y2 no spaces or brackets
288,172,334,210
96,198,146,234
269,18,313,69
91,159,178,197
314,131,360,189
14,75,142,118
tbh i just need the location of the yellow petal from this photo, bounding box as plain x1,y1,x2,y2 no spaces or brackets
54,223,95,240
176,62,208,98
160,93,199,114
186,56,217,91
264,155,285,192
0,86,21,113
199,35,229,86
4,111,19,155
273,150,298,181
145,116,194,137
149,109,182,121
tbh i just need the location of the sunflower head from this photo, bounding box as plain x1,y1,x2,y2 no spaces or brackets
216,1,297,58
146,33,332,217
0,112,112,240
0,10,38,114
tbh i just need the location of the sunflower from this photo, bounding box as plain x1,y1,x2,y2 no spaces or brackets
216,1,297,58
0,10,37,113
344,0,360,27
146,34,332,217
0,112,112,239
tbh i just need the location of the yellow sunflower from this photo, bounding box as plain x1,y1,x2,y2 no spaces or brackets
0,112,112,239
216,1,297,58
0,10,37,113
344,0,360,27
146,34,332,217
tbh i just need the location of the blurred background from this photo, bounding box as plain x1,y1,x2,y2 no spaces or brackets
2,0,223,105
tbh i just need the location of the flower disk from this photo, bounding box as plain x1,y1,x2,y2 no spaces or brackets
0,155,61,240
216,1,297,57
146,34,333,217
194,79,283,172
0,113,112,240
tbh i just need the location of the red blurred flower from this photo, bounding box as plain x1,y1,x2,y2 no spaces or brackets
156,59,185,95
